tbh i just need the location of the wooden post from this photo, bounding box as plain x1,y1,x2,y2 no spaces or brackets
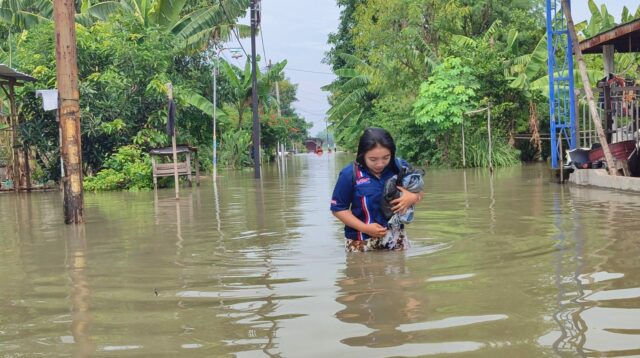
54,0,84,223
603,81,613,144
461,118,466,168
167,83,179,199
186,151,192,187
487,105,493,173
602,44,615,76
561,0,616,176
194,150,200,186
23,143,31,190
151,155,158,190
8,80,19,192
559,131,564,183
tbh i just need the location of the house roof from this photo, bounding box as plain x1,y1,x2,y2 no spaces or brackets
579,18,640,54
0,64,37,83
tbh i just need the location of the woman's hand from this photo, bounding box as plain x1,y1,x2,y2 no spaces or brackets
333,210,387,238
390,187,420,214
362,223,388,238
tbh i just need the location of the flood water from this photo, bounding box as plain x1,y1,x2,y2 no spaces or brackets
1,153,640,357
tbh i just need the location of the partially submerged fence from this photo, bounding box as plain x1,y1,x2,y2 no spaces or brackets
577,86,639,149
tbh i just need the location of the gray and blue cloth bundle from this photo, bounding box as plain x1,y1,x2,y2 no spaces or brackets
380,164,425,249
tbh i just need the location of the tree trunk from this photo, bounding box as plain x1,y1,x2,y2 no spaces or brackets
443,133,450,165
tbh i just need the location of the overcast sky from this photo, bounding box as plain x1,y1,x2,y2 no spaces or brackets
224,1,639,136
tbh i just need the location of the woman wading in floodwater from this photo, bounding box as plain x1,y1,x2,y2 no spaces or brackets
330,128,424,252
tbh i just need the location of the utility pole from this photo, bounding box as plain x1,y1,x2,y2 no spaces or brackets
212,47,242,180
324,118,329,151
561,0,616,175
167,83,179,199
269,59,283,160
250,0,261,179
273,61,284,160
212,50,219,180
53,0,84,224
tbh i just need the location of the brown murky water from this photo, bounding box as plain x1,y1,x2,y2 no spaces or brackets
1,153,640,357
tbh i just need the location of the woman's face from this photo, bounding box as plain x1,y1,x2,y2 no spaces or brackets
364,144,391,175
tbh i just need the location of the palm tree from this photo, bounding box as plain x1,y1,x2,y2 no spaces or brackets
179,58,287,129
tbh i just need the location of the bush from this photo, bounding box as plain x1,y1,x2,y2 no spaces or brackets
464,134,521,168
220,129,252,168
83,145,152,191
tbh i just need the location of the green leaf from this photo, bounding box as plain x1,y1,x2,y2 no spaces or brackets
87,1,121,20
178,89,214,117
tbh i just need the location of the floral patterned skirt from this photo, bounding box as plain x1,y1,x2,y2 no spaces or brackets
344,229,410,252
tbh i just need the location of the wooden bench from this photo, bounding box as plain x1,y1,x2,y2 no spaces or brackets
150,146,199,189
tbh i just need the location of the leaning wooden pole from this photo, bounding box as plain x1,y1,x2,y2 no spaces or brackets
561,0,616,176
53,0,84,223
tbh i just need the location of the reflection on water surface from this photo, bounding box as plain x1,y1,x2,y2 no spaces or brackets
1,154,640,357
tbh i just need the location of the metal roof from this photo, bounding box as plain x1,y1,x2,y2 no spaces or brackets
579,18,640,54
0,64,37,83
149,146,196,155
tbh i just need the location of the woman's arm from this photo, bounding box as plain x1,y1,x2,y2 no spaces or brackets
390,189,424,214
332,210,388,238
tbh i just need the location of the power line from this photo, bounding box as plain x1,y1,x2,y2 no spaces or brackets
296,88,329,98
259,25,268,67
296,107,328,116
287,67,334,75
219,0,249,58
220,51,231,62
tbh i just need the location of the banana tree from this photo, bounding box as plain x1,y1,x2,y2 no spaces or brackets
577,0,640,79
0,0,52,65
321,53,373,147
216,58,286,128
177,59,287,167
180,59,288,119
119,0,251,51
177,57,288,134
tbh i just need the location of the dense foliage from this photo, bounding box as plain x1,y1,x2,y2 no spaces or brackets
1,1,311,190
324,0,640,168
83,145,152,191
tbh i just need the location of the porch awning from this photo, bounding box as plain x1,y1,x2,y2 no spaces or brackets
579,18,640,54
0,64,37,83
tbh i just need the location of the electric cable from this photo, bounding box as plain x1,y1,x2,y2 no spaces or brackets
219,0,249,58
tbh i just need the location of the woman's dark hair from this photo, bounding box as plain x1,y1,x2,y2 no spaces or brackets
355,127,399,172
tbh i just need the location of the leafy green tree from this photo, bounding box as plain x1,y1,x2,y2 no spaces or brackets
14,13,179,176
324,0,364,74
412,57,479,164
324,0,547,166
